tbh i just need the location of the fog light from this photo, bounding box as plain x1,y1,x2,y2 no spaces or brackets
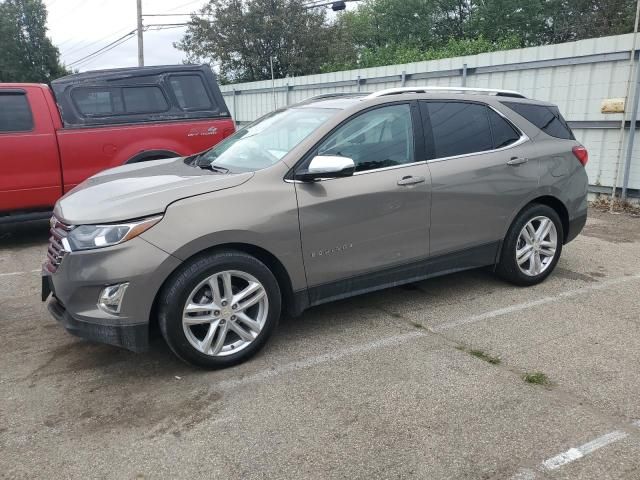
98,283,129,314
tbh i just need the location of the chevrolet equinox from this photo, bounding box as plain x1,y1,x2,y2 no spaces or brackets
42,87,589,368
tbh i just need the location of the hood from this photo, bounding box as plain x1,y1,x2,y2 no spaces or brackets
54,157,253,224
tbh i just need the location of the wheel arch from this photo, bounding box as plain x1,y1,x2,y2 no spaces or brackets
126,149,181,164
149,242,301,337
526,195,570,243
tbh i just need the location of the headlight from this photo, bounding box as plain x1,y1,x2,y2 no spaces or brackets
63,216,162,252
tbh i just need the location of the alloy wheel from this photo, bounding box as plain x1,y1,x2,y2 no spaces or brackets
182,270,268,357
515,216,558,277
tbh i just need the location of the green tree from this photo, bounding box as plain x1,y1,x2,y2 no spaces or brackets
546,0,638,43
176,0,335,83
0,0,68,83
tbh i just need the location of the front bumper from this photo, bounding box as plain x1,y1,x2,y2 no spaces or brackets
42,236,181,352
47,296,148,352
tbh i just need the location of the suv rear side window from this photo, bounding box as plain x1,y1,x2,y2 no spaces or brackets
169,75,213,110
502,102,574,140
318,104,414,172
0,92,34,132
425,102,493,158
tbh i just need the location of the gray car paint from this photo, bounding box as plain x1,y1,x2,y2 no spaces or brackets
54,157,253,225
45,91,588,351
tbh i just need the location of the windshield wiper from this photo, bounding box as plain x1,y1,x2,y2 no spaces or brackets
198,163,230,174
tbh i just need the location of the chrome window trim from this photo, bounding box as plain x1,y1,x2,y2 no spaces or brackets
425,134,529,164
284,160,428,183
425,103,529,164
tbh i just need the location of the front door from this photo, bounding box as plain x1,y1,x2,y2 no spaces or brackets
0,88,62,213
420,100,540,257
294,103,431,299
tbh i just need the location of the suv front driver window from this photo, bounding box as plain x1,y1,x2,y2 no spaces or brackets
318,104,414,172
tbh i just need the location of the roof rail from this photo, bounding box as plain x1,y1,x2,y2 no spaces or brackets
364,86,526,99
300,92,365,102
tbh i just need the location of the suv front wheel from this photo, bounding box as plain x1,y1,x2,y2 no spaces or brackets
496,204,564,286
158,250,281,368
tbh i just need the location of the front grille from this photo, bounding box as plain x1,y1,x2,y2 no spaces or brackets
45,216,73,273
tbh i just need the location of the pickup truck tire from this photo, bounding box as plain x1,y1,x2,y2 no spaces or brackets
158,250,281,369
126,150,180,164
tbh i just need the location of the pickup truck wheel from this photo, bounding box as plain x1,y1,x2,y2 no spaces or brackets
158,250,281,368
126,150,179,164
496,204,563,286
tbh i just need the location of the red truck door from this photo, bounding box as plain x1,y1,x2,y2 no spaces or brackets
0,86,62,214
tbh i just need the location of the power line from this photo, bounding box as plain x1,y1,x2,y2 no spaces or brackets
66,23,190,70
67,30,137,67
62,26,134,57
72,35,138,69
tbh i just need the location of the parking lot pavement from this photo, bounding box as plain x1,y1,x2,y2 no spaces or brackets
1,208,639,479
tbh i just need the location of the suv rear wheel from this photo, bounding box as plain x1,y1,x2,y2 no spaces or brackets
158,250,281,368
496,204,563,286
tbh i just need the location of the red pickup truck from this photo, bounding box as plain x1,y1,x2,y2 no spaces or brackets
0,65,235,222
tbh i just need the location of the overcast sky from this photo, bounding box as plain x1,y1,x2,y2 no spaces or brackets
44,0,350,73
44,0,205,72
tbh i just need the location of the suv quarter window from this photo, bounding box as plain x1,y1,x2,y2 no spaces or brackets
501,101,574,140
0,92,34,132
316,104,415,173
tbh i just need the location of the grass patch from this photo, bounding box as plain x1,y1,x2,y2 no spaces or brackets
523,371,550,385
456,346,501,365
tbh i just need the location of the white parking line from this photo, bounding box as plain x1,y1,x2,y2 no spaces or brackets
0,271,25,277
432,273,640,333
218,273,640,390
0,269,40,278
511,422,640,478
217,331,425,389
542,430,628,470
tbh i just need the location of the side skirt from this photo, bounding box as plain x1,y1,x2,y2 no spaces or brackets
291,241,500,313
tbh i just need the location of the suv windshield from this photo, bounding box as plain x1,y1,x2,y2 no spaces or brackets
195,107,338,172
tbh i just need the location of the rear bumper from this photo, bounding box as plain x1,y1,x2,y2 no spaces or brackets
566,212,587,244
47,296,148,352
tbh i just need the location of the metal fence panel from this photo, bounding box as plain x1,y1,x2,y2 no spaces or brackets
220,33,640,192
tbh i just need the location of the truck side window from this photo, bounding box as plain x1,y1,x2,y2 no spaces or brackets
0,92,34,132
169,75,213,110
73,88,122,115
122,86,168,114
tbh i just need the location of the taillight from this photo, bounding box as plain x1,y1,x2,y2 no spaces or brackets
572,145,588,166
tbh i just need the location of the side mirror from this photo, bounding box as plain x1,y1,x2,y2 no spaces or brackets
295,155,355,182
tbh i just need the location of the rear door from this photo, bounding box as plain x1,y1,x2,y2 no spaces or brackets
421,100,539,257
294,102,431,297
0,88,61,213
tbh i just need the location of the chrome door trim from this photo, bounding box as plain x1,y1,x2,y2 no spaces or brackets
285,160,428,183
425,134,530,164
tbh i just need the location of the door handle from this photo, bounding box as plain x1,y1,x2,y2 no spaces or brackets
397,175,426,186
507,157,529,166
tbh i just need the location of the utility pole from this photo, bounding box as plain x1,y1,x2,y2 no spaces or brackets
136,0,144,67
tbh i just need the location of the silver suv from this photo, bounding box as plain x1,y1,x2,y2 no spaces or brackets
42,87,588,368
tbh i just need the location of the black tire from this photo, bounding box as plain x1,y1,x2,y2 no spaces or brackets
496,203,564,286
158,250,281,368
